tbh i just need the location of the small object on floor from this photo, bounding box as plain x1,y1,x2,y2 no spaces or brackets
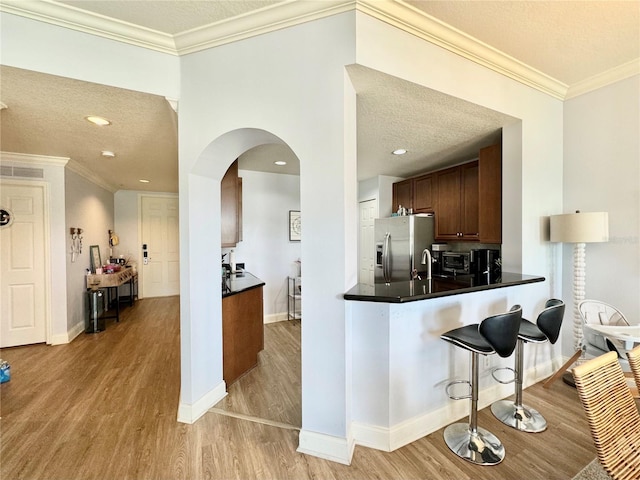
0,359,11,383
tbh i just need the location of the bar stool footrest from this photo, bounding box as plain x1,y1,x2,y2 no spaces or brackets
491,366,516,384
445,380,472,400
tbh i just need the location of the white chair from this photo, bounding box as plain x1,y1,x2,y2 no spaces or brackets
579,300,639,359
579,300,640,398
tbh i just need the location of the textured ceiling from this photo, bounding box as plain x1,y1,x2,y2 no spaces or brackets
0,66,178,192
1,1,638,190
408,0,639,86
58,0,282,35
347,65,512,179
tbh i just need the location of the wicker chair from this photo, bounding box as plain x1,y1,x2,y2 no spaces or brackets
573,351,640,480
627,345,640,391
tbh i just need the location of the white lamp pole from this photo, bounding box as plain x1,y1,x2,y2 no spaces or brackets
571,241,587,351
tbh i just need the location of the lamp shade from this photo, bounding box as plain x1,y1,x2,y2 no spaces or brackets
550,211,609,243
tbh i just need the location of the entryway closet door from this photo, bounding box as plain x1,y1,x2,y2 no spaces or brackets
0,182,47,347
141,196,179,298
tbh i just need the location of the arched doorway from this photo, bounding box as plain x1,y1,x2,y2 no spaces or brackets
178,128,301,427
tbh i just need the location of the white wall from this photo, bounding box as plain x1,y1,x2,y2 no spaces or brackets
65,169,115,334
0,12,180,99
563,76,640,343
113,190,142,266
358,175,403,219
178,13,357,452
224,170,301,320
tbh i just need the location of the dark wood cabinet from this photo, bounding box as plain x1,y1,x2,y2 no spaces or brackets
460,162,479,239
391,174,434,214
392,178,413,212
434,166,461,239
221,160,242,247
391,144,501,243
413,174,434,213
434,162,479,241
222,286,264,385
478,144,502,243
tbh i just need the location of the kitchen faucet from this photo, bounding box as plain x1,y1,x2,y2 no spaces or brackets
421,248,432,281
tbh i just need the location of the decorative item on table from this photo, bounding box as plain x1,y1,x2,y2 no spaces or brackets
0,360,10,383
103,263,121,274
89,245,102,273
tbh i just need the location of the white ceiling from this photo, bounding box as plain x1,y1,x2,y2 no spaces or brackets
1,0,638,191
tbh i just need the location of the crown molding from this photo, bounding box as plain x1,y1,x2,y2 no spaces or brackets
357,0,568,100
0,0,176,55
174,0,355,55
66,158,118,193
565,59,640,100
0,151,69,167
2,0,634,100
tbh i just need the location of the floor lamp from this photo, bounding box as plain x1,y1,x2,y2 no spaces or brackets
544,211,609,388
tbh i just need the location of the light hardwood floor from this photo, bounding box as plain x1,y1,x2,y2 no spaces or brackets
1,296,600,479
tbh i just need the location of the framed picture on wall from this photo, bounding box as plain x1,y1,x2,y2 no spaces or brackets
289,210,301,242
90,245,102,273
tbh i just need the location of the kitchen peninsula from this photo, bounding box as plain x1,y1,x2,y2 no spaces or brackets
345,272,548,453
222,272,265,385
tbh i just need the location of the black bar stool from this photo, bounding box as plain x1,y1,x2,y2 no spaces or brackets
490,299,565,432
440,305,522,465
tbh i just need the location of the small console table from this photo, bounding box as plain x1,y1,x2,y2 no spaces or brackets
86,267,138,326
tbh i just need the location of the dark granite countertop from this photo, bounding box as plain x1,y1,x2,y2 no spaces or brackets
222,272,265,298
344,272,545,303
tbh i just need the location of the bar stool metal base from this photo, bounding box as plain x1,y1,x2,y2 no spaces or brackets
490,400,547,432
443,423,505,465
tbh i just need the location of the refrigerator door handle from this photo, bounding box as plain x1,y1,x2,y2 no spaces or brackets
383,232,391,284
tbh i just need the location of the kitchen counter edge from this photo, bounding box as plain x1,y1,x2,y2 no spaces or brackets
344,272,545,303
222,272,265,298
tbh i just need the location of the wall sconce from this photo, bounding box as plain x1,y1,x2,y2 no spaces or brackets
70,227,83,262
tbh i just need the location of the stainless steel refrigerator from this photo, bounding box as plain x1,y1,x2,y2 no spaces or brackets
375,214,436,283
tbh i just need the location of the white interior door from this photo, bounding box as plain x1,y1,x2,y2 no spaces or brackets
141,196,179,298
1,182,47,347
358,199,378,285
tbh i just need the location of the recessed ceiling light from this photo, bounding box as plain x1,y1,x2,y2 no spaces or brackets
274,161,287,166
101,150,116,158
139,179,150,183
85,115,112,126
392,149,407,155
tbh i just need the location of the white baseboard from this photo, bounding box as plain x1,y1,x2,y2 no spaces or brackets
352,357,557,453
264,312,288,324
297,429,355,465
177,381,227,424
50,321,85,345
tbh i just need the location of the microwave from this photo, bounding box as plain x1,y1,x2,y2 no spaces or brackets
442,252,470,275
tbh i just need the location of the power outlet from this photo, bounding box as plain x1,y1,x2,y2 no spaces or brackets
482,355,492,370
